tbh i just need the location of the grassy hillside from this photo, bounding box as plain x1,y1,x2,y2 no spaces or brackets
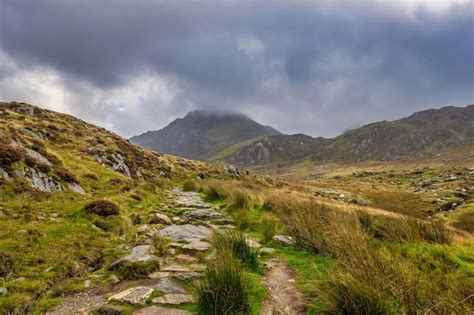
0,102,217,313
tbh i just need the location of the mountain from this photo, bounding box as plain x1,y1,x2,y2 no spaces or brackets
130,110,281,160
222,104,474,166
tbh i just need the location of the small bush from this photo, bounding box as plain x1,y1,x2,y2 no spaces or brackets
0,142,24,167
182,180,197,191
83,173,98,181
213,231,259,272
150,234,171,256
116,260,160,280
55,167,78,183
197,250,250,315
85,200,120,217
0,250,14,277
24,156,51,173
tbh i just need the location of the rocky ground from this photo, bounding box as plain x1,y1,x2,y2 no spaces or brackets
47,188,301,314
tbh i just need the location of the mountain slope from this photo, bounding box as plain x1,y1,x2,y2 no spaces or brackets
0,102,214,313
223,104,473,166
130,110,281,160
314,104,474,162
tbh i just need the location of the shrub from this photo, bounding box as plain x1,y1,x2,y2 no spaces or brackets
213,231,259,272
0,142,24,167
85,200,120,217
24,156,51,173
197,250,250,315
0,250,14,277
116,260,160,280
182,180,197,191
55,167,78,183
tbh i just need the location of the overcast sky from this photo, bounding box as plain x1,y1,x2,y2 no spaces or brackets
0,0,473,138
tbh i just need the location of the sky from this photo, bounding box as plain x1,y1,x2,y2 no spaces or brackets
0,0,473,138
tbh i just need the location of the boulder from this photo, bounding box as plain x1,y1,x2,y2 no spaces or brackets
108,287,154,304
272,235,295,246
159,224,212,243
149,213,172,225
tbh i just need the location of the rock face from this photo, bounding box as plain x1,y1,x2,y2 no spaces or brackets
159,224,212,243
22,167,62,192
110,245,159,270
108,287,154,304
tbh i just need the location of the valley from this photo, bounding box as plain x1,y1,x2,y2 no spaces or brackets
0,102,473,314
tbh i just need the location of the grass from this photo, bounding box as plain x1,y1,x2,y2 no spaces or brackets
213,231,260,272
197,249,250,315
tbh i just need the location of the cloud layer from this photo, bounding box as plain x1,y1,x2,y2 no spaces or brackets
0,0,473,137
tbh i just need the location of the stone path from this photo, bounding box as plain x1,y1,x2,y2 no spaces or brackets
47,187,227,314
47,187,304,314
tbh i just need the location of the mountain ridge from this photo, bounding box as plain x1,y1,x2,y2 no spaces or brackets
130,109,281,160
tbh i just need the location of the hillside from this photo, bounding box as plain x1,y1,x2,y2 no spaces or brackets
0,102,215,313
130,110,281,160
222,104,474,166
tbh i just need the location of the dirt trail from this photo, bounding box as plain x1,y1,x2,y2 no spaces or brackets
260,259,306,315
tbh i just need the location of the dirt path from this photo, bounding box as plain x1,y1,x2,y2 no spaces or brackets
260,259,306,315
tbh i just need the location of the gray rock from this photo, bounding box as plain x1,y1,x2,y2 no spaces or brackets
159,224,212,243
152,294,194,305
0,167,13,181
149,213,172,225
133,306,192,315
0,287,7,296
355,198,368,206
25,148,52,166
182,240,210,253
24,167,62,192
173,271,204,281
260,247,275,255
272,235,295,246
151,277,187,294
69,183,86,194
183,209,222,220
110,245,159,270
108,286,154,304
0,211,6,219
173,188,211,208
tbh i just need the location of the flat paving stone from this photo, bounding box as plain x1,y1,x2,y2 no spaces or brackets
133,306,192,315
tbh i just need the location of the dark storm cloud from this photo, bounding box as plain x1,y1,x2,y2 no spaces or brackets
0,0,473,137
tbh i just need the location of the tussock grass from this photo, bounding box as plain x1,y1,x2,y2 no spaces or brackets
274,195,471,313
197,250,250,315
182,179,197,192
213,231,260,272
